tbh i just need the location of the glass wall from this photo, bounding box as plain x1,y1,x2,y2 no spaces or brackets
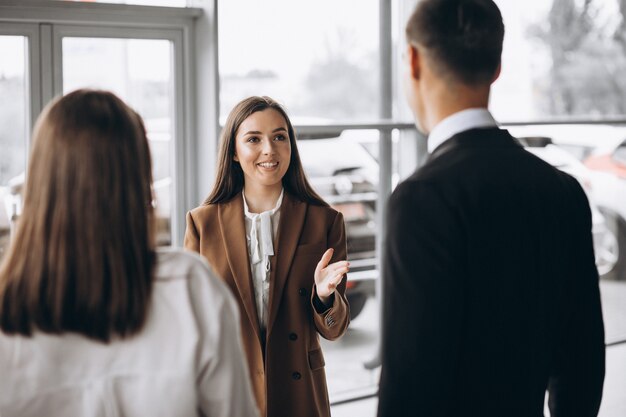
62,37,175,245
1,0,625,413
0,36,27,259
0,2,196,247
220,0,626,407
394,0,626,123
492,0,626,122
489,0,626,289
218,0,380,122
218,0,384,401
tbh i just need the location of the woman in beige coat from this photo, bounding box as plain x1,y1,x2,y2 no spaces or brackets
185,96,350,417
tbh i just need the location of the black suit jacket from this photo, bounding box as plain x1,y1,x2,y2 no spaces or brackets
378,128,605,417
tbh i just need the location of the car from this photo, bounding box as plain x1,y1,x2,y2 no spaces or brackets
509,124,626,281
298,133,379,320
582,137,626,280
0,174,23,260
0,188,11,260
585,137,626,177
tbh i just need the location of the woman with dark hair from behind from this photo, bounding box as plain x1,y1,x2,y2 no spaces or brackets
0,89,259,417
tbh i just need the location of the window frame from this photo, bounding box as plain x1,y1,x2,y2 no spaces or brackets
0,22,42,158
0,0,204,245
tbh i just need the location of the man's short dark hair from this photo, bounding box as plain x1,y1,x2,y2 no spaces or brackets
406,0,504,85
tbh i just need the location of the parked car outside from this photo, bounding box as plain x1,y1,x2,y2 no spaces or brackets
0,174,23,260
298,133,379,320
509,124,626,280
0,187,12,259
585,137,626,178
583,137,626,280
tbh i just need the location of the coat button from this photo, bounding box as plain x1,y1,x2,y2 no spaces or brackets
298,288,307,296
289,332,298,341
292,372,301,380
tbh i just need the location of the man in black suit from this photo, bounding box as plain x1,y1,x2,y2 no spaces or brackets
377,1,605,416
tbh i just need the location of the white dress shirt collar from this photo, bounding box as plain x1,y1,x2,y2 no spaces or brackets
242,188,284,268
242,188,284,332
427,108,498,153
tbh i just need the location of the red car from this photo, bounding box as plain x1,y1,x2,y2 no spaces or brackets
585,138,626,179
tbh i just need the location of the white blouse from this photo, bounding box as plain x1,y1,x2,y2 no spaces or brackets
242,189,283,333
0,248,259,417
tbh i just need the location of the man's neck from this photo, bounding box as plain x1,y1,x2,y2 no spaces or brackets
422,82,491,134
425,108,498,153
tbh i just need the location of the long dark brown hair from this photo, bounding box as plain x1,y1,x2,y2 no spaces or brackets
205,96,328,206
0,89,155,343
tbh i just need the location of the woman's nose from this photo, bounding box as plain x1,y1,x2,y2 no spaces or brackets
262,139,275,154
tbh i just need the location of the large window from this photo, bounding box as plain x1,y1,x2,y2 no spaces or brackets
0,3,198,250
220,0,625,408
218,0,380,122
394,0,626,123
1,0,625,414
493,0,626,121
0,35,28,259
62,36,176,245
218,0,384,402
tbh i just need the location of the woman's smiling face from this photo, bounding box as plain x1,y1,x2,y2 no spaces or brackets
234,108,292,190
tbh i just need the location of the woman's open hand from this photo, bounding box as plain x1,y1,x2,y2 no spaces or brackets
314,248,349,305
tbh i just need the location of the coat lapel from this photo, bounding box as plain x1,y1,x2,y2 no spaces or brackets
218,194,261,341
267,192,307,337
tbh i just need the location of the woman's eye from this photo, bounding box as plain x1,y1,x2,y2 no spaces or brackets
274,134,286,141
247,136,259,143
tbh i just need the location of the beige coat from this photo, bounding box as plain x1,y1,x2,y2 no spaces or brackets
184,192,350,417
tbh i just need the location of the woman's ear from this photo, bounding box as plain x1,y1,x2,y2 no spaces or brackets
233,153,239,162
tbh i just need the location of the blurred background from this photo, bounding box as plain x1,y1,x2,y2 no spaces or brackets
1,0,625,415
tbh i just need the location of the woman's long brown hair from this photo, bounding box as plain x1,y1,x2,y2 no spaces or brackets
205,96,328,206
0,89,155,343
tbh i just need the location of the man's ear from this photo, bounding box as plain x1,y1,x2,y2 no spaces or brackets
491,62,502,84
407,44,421,81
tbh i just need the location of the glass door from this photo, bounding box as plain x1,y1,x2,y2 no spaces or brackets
60,34,176,245
0,24,39,259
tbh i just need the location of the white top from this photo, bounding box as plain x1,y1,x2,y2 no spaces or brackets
0,248,259,417
427,108,498,153
242,189,283,333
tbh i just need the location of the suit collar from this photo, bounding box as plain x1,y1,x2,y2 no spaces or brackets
427,108,498,153
428,127,520,163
